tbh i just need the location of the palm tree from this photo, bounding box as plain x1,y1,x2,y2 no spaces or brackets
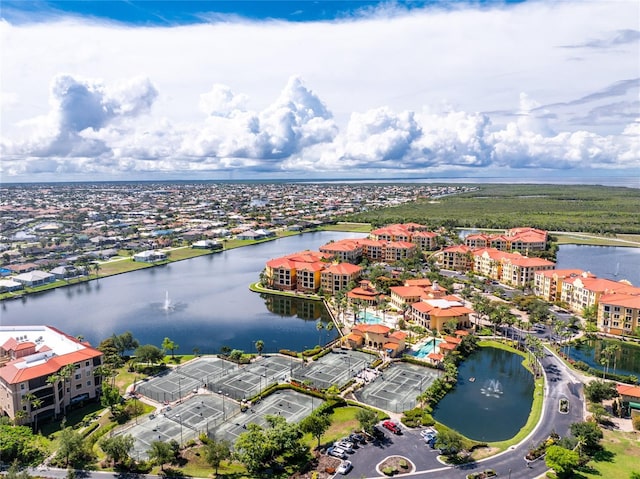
316,320,324,346
609,343,621,375
13,409,28,426
92,262,101,279
255,339,265,356
22,392,43,432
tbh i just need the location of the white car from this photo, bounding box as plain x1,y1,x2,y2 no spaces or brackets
336,460,353,475
334,440,354,453
420,427,437,438
328,446,347,459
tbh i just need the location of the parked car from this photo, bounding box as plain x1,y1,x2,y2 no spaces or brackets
349,433,366,445
336,460,353,475
382,420,402,434
327,446,347,459
420,427,437,441
334,440,354,453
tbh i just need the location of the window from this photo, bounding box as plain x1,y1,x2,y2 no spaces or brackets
86,380,92,386
76,384,82,390
20,384,25,390
75,373,81,380
85,361,90,367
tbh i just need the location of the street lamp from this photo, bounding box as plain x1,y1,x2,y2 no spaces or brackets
219,390,226,420
176,413,183,446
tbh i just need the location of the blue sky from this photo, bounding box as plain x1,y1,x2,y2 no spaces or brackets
1,1,638,182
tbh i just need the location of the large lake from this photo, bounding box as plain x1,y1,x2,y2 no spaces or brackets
0,232,366,354
556,244,640,286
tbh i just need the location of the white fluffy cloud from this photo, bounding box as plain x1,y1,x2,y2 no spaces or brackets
1,0,639,180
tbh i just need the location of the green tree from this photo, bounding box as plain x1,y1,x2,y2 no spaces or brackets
56,426,92,467
0,425,46,466
355,408,378,434
545,445,580,478
161,337,179,359
5,461,32,479
147,440,174,471
113,331,140,359
255,339,265,356
435,429,464,456
584,380,618,403
300,412,332,449
100,383,122,412
99,434,134,467
203,438,232,475
569,421,603,455
134,344,164,365
21,393,43,433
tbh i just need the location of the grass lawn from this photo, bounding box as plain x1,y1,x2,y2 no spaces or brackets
323,223,372,233
579,429,640,478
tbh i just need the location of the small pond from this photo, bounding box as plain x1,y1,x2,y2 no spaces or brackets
567,338,640,378
433,347,534,442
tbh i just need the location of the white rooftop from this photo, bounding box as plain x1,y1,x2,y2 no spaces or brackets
424,299,462,309
0,325,86,357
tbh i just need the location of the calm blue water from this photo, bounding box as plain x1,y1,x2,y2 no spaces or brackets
556,245,640,286
433,347,534,442
567,339,640,378
0,232,366,354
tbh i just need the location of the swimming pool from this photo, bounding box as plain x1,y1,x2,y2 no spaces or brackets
356,311,384,324
412,339,443,359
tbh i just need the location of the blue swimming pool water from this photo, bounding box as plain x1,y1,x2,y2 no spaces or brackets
357,311,384,324
412,339,443,358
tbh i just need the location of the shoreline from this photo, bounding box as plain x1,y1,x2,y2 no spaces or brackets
2,226,638,302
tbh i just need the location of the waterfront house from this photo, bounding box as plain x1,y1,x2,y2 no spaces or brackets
133,250,167,263
13,270,55,287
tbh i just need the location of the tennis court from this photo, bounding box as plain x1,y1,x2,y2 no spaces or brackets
354,362,442,413
206,355,296,400
291,349,375,390
134,369,201,404
136,355,299,404
212,389,322,445
124,392,240,460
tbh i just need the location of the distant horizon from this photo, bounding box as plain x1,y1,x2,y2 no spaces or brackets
2,175,638,188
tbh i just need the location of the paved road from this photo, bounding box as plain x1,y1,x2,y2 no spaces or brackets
340,342,584,479
24,345,584,479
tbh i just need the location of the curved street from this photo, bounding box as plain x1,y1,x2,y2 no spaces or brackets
338,340,585,479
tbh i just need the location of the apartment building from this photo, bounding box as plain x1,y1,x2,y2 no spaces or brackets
411,230,439,251
264,251,331,292
319,240,363,264
533,269,591,302
437,245,473,271
0,326,103,424
560,276,633,314
320,263,362,295
409,296,474,332
501,256,555,288
384,241,417,263
464,227,547,252
597,289,640,336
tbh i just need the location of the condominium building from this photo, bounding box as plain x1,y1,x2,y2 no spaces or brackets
533,269,592,302
0,326,103,424
560,276,634,314
409,296,474,332
437,245,473,271
320,263,362,295
597,290,640,336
